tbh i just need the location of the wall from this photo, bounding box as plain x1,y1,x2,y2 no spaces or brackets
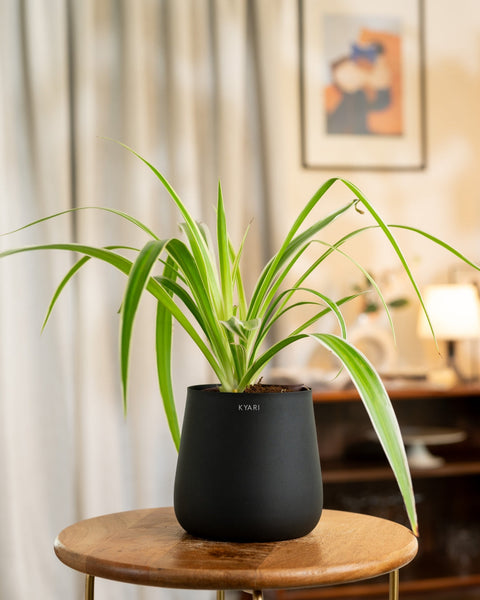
258,0,480,376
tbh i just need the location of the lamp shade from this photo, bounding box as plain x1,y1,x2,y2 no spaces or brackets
418,284,480,340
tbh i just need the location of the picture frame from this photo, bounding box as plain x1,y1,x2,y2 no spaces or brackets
299,0,426,170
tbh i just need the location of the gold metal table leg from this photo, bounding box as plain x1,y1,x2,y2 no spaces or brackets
216,591,225,600
389,570,399,600
85,574,95,600
241,590,264,600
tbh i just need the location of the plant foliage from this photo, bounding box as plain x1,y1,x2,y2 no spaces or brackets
3,143,480,536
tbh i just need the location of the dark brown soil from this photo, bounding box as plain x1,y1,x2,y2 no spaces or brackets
206,382,309,393
242,383,308,393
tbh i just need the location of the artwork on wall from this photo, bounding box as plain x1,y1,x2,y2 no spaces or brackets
300,0,426,170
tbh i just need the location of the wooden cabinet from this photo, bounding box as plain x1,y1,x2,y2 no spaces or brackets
281,385,480,599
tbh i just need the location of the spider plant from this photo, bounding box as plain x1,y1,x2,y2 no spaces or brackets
2,143,479,536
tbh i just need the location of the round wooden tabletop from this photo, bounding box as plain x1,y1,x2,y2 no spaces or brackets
54,507,418,591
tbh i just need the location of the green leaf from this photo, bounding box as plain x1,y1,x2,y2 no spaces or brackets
110,139,224,315
154,275,208,337
216,181,233,318
0,242,226,397
42,245,138,331
388,298,408,309
239,334,306,389
120,240,167,413
269,200,356,278
247,182,344,319
221,316,261,342
340,180,431,344
155,256,181,450
1,206,160,240
389,224,480,272
0,243,134,273
289,289,346,338
310,333,417,535
228,222,251,320
165,238,234,381
42,255,90,331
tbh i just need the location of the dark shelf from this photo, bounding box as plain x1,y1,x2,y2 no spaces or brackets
312,383,480,403
321,440,480,482
322,457,480,483
275,574,480,599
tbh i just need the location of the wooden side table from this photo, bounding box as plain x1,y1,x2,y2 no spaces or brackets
54,507,418,600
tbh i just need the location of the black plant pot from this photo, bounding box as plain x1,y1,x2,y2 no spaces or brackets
174,384,323,542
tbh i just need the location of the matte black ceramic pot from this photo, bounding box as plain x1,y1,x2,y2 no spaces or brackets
174,384,323,542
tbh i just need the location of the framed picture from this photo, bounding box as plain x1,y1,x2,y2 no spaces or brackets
300,0,426,170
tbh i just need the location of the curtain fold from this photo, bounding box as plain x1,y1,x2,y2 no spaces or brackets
0,1,79,598
0,1,275,598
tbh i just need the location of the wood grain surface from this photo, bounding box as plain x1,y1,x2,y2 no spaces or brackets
54,507,418,590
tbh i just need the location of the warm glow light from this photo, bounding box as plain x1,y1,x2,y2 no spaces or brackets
418,284,480,340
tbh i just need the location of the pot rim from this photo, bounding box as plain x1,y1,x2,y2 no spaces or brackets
187,383,312,398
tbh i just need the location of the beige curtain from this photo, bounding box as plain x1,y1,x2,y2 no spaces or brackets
0,1,79,598
0,1,286,598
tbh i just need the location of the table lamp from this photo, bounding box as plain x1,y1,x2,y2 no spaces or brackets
418,283,480,383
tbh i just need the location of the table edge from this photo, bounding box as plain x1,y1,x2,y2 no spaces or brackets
54,508,419,590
